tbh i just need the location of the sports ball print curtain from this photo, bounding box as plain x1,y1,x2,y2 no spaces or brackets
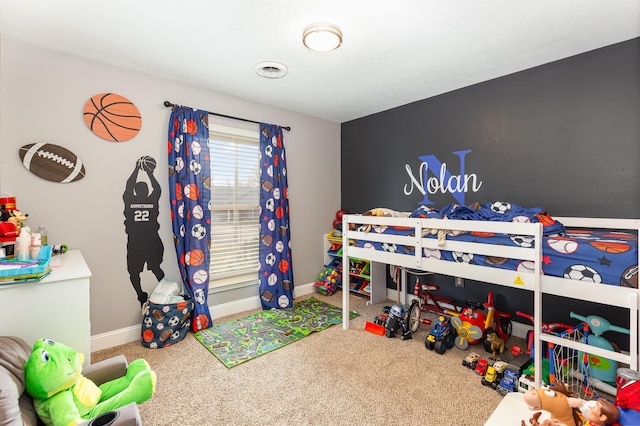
258,124,294,309
168,106,212,331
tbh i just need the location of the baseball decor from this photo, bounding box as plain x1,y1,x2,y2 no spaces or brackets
19,143,86,183
83,93,142,142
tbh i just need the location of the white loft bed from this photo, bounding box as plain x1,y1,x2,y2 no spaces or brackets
340,213,640,389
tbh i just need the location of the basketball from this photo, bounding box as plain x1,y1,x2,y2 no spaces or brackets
186,249,205,266
184,183,199,200
83,93,141,142
139,156,156,172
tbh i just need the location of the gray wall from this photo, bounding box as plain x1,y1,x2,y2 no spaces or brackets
341,38,640,347
0,37,341,338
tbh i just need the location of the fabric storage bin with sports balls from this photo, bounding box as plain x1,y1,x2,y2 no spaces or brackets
141,297,193,349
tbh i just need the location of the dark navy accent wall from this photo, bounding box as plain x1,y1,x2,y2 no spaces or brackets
342,38,640,216
340,38,640,347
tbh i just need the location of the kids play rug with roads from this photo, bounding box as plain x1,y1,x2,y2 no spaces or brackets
194,297,358,368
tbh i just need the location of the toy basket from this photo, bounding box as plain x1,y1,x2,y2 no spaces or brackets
141,296,193,349
313,258,342,295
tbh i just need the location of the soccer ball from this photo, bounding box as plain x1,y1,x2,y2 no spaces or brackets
191,223,206,240
189,159,202,175
143,316,153,328
564,264,602,283
510,235,534,248
167,316,180,327
491,201,511,214
265,198,275,212
453,252,474,264
264,145,273,158
265,252,276,266
381,243,397,253
194,288,206,304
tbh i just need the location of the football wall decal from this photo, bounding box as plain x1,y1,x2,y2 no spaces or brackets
19,143,86,183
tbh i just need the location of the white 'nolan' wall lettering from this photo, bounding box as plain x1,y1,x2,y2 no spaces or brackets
403,150,482,205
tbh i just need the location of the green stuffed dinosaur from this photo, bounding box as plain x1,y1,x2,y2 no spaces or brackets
24,338,156,426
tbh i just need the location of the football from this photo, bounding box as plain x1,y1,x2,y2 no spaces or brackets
19,143,86,183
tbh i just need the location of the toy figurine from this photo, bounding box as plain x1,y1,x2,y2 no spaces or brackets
383,304,412,340
486,329,505,360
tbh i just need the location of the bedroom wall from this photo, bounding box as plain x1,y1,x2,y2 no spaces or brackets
0,37,341,344
341,37,640,346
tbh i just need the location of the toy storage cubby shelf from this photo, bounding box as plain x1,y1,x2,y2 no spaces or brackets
324,231,387,304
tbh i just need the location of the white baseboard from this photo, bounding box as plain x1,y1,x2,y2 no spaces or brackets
90,283,530,353
90,282,317,353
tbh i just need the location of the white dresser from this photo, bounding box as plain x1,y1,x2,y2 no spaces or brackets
0,250,92,364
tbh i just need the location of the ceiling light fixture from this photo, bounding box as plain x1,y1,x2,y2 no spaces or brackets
302,22,342,52
254,61,288,79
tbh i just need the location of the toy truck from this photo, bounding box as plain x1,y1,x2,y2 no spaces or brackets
474,359,489,376
462,352,481,370
482,360,508,389
497,368,520,395
424,315,455,354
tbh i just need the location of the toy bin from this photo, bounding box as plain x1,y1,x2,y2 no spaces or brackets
141,297,193,349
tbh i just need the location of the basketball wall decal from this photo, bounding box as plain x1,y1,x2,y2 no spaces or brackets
19,143,86,183
83,93,141,142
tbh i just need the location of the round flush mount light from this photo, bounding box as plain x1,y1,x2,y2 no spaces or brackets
302,22,342,52
254,61,288,79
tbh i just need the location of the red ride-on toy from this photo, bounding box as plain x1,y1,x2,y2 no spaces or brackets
449,291,512,352
406,277,468,333
515,311,573,358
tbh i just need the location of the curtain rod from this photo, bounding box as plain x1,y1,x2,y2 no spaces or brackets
163,101,291,132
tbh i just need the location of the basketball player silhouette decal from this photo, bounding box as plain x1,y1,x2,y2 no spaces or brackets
123,156,165,305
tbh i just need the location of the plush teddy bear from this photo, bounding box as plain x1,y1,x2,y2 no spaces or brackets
24,338,156,426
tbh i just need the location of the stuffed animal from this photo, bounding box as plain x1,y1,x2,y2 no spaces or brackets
523,382,583,426
24,338,156,426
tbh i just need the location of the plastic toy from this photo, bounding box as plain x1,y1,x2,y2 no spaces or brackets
483,360,508,389
448,291,512,351
24,338,156,426
406,278,467,332
313,258,342,295
569,311,630,385
380,304,412,340
486,329,505,360
615,368,640,426
424,315,455,354
497,368,520,395
522,382,583,426
474,359,489,376
516,310,573,359
462,351,481,370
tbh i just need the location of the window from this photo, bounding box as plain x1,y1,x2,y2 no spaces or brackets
208,124,260,289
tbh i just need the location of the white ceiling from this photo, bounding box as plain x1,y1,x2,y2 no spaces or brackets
0,1,639,123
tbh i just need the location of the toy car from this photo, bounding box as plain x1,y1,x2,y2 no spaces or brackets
462,351,481,370
482,360,508,389
474,359,489,376
424,315,455,354
497,368,520,395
